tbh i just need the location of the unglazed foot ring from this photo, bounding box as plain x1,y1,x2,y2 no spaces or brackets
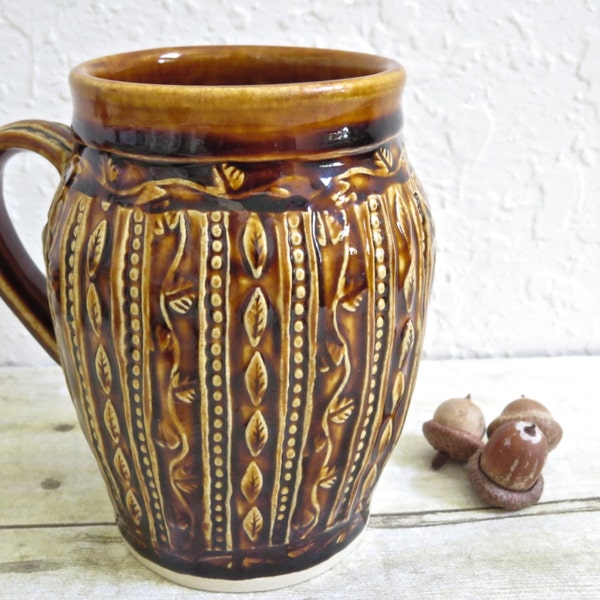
125,534,363,593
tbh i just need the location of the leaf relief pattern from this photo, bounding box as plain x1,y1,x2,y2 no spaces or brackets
243,288,268,347
241,461,263,504
221,163,245,191
245,352,268,406
113,447,132,486
403,261,416,311
360,464,378,503
327,396,355,425
243,506,264,542
126,489,143,526
242,214,268,279
245,410,268,457
378,419,394,456
318,466,338,489
86,283,102,336
374,146,395,173
167,293,195,315
391,371,405,411
398,319,415,369
95,345,112,395
103,399,121,444
87,219,107,276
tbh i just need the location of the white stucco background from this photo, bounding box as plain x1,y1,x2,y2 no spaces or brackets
0,0,598,365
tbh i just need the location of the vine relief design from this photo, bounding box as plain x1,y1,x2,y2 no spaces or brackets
43,139,434,579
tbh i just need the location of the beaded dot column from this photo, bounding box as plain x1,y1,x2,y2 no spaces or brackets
125,208,169,549
339,194,391,519
271,212,313,545
204,210,232,552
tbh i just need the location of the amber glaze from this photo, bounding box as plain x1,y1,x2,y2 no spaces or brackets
0,46,434,589
69,46,404,158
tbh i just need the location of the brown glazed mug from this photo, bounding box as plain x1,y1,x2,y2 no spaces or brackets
0,46,434,591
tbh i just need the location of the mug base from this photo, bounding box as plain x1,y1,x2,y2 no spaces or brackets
124,533,362,593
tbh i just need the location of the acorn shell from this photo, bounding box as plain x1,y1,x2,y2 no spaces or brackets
487,398,563,451
432,395,486,438
480,421,548,491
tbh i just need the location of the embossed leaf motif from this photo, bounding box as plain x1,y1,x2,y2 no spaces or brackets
361,464,378,498
174,390,196,404
315,213,327,247
87,220,107,276
103,399,120,443
378,419,394,456
126,489,143,526
153,212,181,235
245,352,268,406
167,290,196,315
243,288,268,347
95,345,112,394
324,211,347,245
86,284,103,336
243,506,264,542
404,261,416,311
246,410,268,457
318,465,337,489
398,319,415,369
341,290,366,313
330,180,357,208
222,163,245,191
391,371,405,411
375,146,394,173
173,466,200,494
241,461,263,503
113,447,131,485
328,396,355,425
242,214,268,279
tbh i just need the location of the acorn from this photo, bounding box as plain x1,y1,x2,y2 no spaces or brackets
468,420,548,510
487,397,562,451
422,395,486,469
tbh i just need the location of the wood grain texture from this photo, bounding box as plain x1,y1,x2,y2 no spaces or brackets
1,356,598,598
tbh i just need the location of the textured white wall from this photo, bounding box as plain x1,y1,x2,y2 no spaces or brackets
0,0,598,365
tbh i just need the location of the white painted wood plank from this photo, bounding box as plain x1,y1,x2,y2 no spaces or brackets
1,510,598,599
0,356,598,527
0,357,598,597
372,355,600,514
0,368,114,526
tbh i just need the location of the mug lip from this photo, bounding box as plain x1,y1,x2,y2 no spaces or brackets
70,45,404,90
69,45,406,159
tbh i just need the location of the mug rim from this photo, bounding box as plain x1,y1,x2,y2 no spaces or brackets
70,45,403,89
69,45,406,159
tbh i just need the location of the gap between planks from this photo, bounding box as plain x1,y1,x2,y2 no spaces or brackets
1,497,598,532
369,496,600,529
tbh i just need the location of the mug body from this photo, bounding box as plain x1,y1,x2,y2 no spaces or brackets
43,46,435,591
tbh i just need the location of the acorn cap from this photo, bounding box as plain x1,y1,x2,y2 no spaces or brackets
467,447,544,511
487,397,563,451
422,419,484,463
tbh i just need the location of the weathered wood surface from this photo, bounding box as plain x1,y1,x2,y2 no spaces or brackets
1,357,598,598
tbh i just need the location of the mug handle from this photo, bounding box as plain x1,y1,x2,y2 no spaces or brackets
0,120,75,364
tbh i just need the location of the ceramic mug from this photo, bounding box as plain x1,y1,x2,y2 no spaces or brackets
0,46,435,592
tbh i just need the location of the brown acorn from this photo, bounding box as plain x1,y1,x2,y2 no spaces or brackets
422,395,486,469
468,420,548,510
487,396,562,451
